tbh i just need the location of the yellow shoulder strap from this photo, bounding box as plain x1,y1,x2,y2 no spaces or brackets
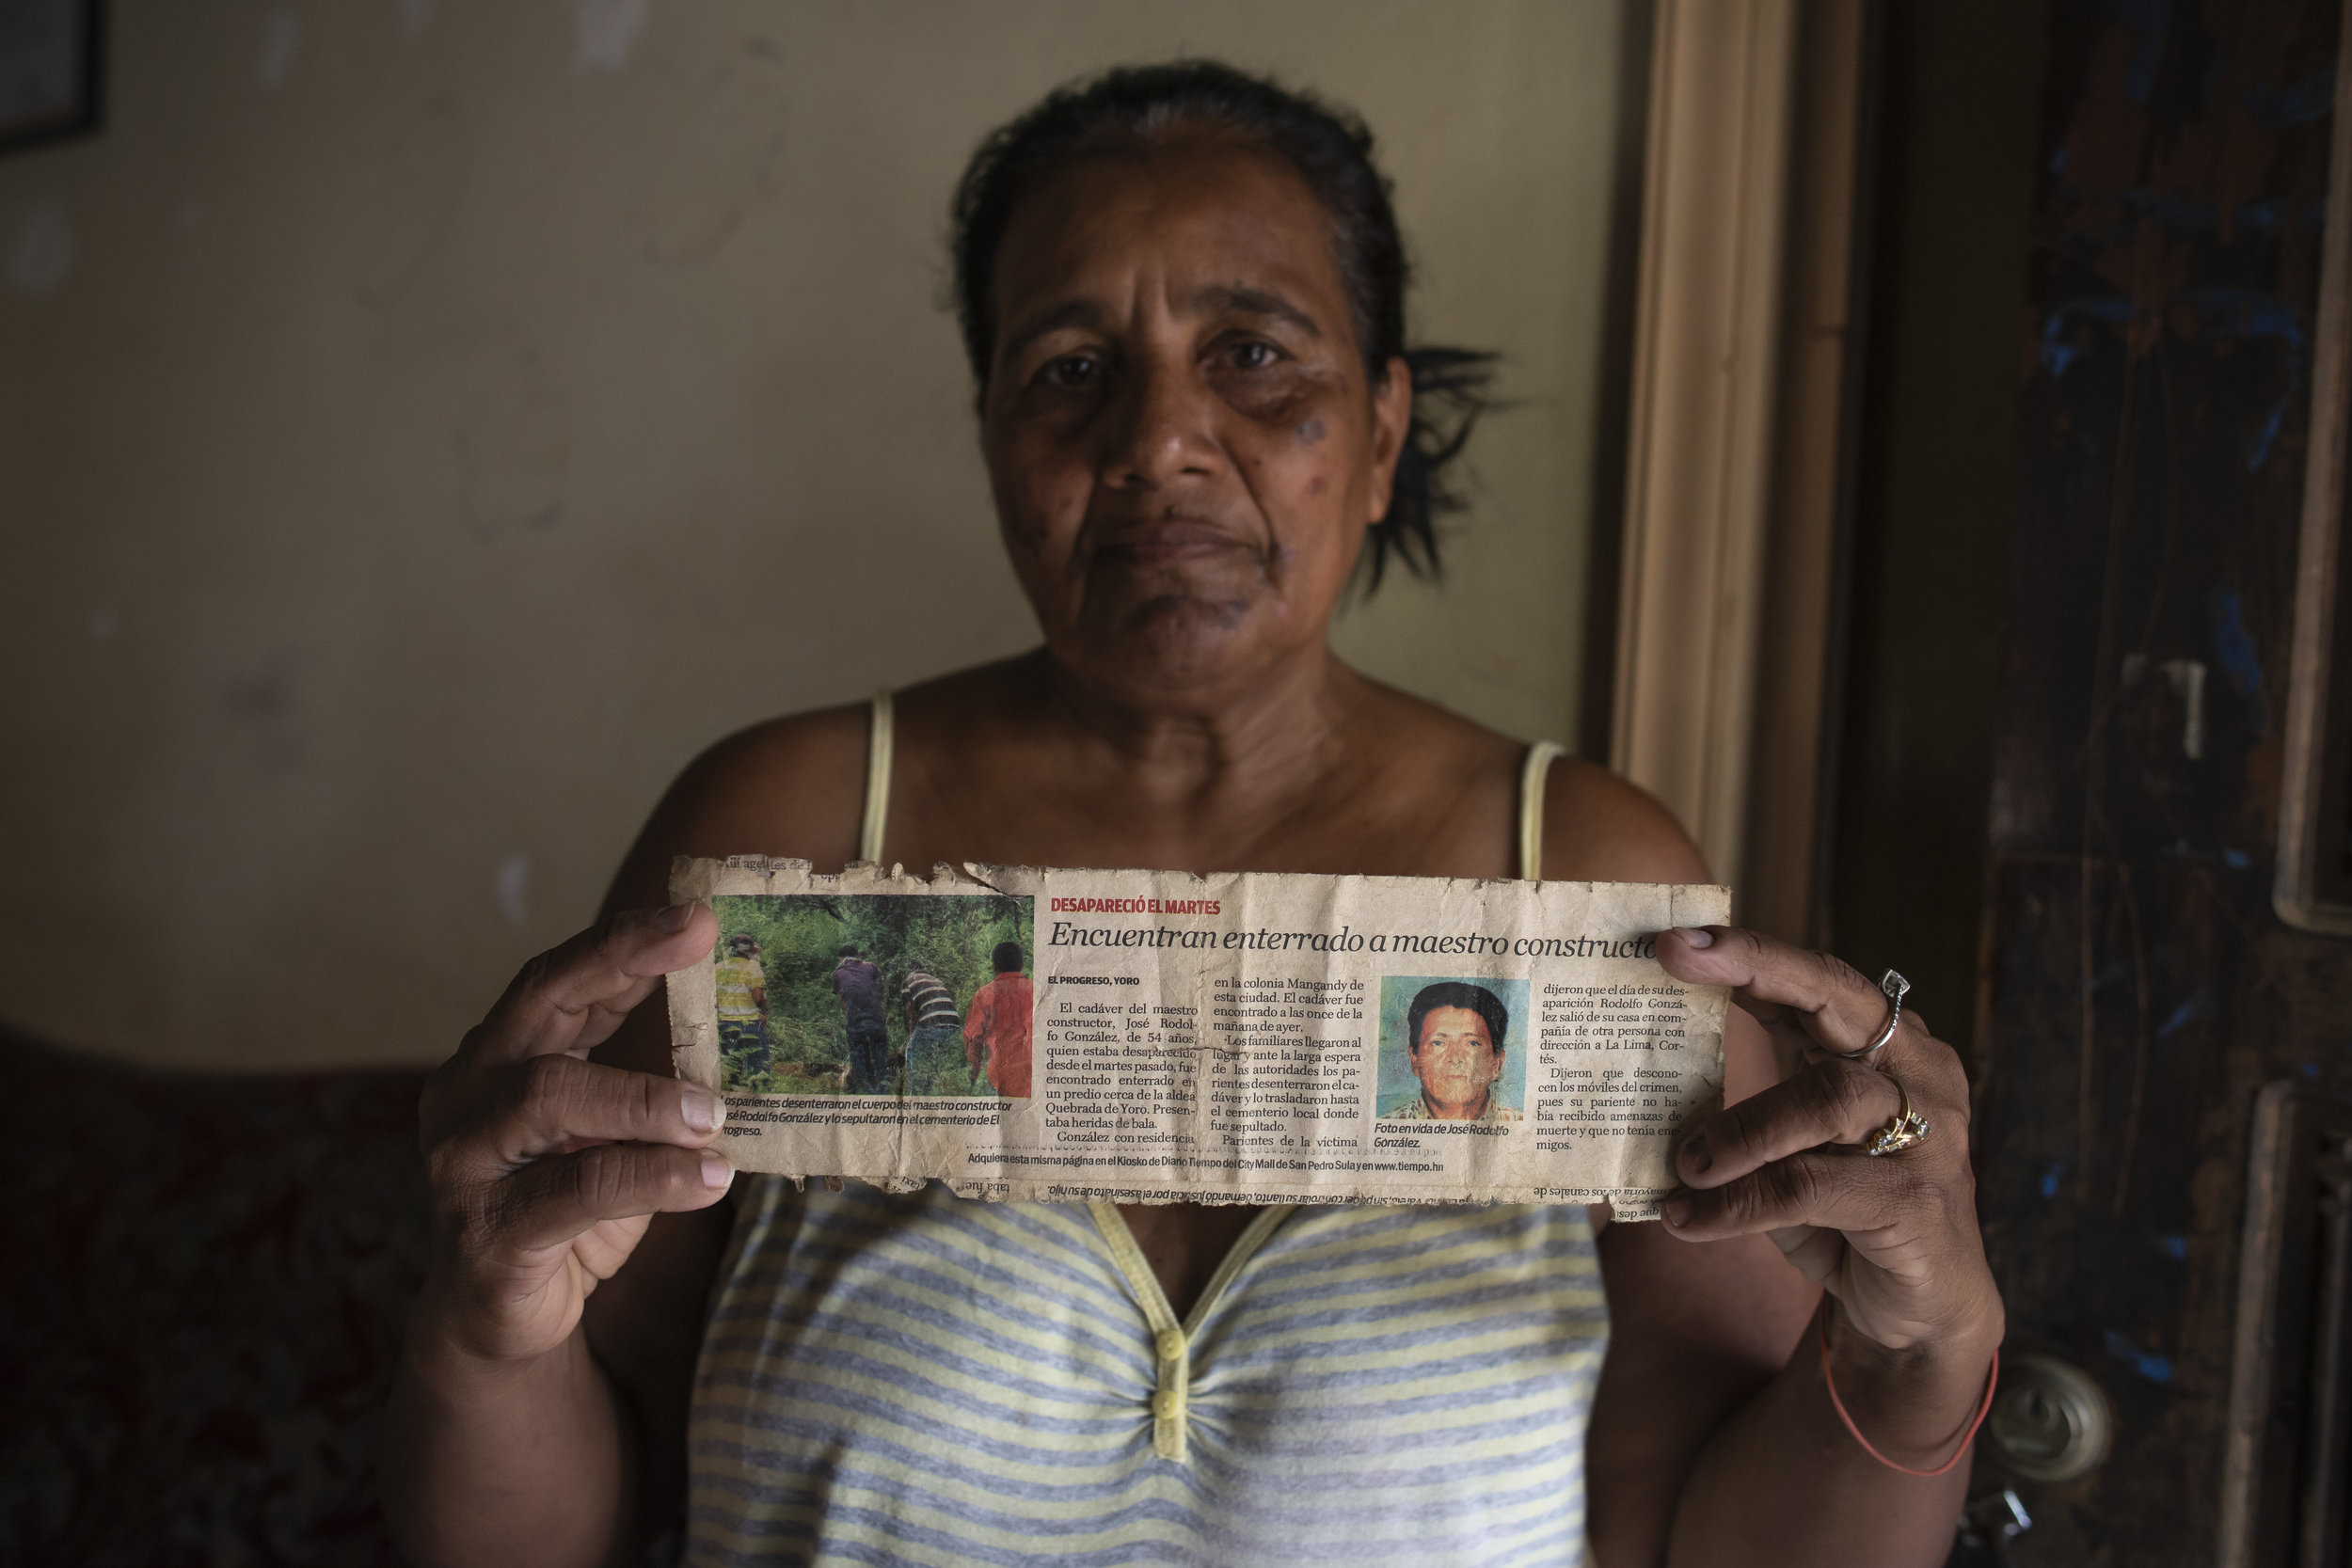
858,689,894,864
1518,741,1566,880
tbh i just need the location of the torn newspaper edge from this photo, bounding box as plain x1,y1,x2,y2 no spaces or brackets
667,857,1729,1219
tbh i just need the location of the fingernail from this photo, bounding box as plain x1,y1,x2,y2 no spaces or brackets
1674,927,1715,949
700,1153,735,1190
1682,1133,1711,1174
657,900,696,934
1661,1197,1692,1227
681,1088,721,1133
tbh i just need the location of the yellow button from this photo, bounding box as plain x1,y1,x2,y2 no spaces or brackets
1152,1389,1185,1419
1155,1329,1185,1362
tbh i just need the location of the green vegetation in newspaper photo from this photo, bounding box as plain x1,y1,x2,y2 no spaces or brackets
710,893,1033,1098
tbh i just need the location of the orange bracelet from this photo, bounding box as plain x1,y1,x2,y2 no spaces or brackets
1818,1313,1999,1478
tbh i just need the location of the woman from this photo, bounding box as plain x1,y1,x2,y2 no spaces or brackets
381,63,2001,1567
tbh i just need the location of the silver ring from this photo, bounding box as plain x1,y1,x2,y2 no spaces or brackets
1829,970,1910,1063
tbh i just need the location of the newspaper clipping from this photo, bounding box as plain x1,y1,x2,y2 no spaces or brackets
667,857,1730,1218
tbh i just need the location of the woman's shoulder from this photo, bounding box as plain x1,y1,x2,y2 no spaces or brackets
691,700,874,798
1343,674,1706,885
1540,756,1710,885
604,699,875,910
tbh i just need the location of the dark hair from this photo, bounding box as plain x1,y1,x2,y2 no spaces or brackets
949,60,1494,592
837,944,861,959
993,941,1025,974
729,934,757,952
1406,981,1508,1055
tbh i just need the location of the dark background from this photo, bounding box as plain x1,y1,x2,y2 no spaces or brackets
1831,0,2351,1560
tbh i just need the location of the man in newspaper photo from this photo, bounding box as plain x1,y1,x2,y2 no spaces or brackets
1379,978,1524,1123
895,964,964,1095
961,939,1033,1098
829,945,889,1094
710,934,768,1080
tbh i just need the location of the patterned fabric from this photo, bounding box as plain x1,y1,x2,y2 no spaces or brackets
1381,1092,1524,1122
687,1180,1605,1566
0,1028,429,1566
899,970,958,1031
715,956,765,1021
686,729,1601,1563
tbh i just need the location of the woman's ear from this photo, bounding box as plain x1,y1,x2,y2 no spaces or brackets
1364,355,1414,523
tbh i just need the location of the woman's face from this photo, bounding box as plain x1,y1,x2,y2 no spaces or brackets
978,137,1410,704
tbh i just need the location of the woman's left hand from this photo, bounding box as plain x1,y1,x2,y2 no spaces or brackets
1653,925,2002,1356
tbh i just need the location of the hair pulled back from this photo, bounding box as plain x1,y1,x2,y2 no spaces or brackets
949,60,1494,592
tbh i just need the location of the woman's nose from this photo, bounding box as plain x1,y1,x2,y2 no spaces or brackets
1101,357,1222,489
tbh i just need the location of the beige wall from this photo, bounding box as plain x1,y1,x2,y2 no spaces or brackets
0,0,1630,1069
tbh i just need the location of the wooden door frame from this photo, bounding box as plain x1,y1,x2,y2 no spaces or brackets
2273,0,2352,938
2228,8,2352,1558
1609,0,1876,942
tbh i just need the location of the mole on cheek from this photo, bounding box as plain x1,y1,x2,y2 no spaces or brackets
1308,475,1326,495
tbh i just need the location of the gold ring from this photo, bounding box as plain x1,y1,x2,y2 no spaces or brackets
1866,1076,1931,1156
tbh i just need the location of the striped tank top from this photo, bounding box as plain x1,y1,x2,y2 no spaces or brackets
686,694,1597,1566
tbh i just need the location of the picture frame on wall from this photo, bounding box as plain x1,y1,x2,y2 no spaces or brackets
0,0,103,155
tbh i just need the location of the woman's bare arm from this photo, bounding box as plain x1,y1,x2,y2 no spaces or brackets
377,906,734,1568
380,708,867,1566
569,707,864,1543
1588,1193,1820,1563
1649,930,2000,1566
1544,765,1819,1563
1548,765,1999,1567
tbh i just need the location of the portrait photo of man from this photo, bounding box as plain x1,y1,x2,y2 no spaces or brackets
1378,978,1524,1122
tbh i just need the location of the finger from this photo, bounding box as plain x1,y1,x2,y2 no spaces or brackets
1675,1055,1902,1189
1768,1222,1850,1284
468,902,719,1065
487,1141,735,1254
445,1053,725,1165
1656,926,1906,1060
1661,1148,1937,1243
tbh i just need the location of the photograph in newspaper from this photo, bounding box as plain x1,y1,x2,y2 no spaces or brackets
668,857,1731,1217
1375,976,1529,1121
708,891,1033,1099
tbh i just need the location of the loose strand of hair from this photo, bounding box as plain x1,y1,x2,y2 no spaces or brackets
1359,346,1499,593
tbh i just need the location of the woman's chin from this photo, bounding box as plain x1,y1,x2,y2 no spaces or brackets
1056,593,1304,692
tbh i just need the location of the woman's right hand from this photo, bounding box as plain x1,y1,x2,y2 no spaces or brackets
411,901,735,1370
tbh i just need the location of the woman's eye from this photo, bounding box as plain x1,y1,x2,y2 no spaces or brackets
1040,355,1100,388
1228,341,1279,370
